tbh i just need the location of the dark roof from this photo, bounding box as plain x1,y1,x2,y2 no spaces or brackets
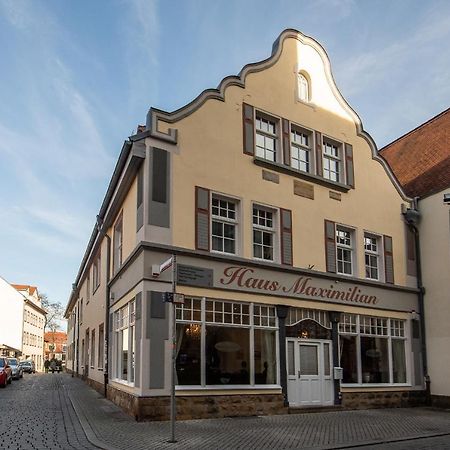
380,108,450,198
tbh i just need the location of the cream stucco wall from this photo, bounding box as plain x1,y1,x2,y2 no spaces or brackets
22,303,45,371
158,36,410,287
420,190,450,397
69,175,139,384
111,176,138,273
75,236,109,384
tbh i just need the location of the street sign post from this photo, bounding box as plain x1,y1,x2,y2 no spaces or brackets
168,255,177,443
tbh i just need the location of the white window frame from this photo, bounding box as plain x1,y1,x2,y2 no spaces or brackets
364,232,383,281
210,194,239,256
112,300,135,386
113,213,123,275
336,226,355,276
297,72,310,103
252,204,278,262
98,323,104,369
93,252,101,292
322,137,344,183
339,314,410,387
175,298,279,390
255,111,279,163
90,329,95,368
290,125,314,174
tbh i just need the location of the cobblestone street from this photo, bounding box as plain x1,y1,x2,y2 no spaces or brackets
2,373,450,449
0,373,95,449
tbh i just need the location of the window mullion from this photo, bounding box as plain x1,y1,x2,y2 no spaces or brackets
388,319,393,384
249,303,255,386
356,316,362,384
201,297,206,387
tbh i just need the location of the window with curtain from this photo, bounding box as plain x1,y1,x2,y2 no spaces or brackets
176,298,278,387
113,299,136,384
339,314,408,385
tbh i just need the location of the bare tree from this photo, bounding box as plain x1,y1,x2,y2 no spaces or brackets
39,293,65,333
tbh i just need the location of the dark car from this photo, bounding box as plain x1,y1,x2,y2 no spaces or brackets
0,357,12,387
8,358,23,380
19,360,35,374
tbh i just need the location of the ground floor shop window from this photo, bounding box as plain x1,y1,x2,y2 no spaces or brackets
176,298,278,387
113,299,135,384
339,314,407,385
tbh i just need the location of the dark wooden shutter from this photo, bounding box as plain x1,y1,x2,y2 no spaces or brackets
195,187,210,251
280,209,293,266
324,220,336,273
243,103,254,155
345,143,355,188
406,226,417,276
136,166,144,231
282,118,291,166
315,131,323,177
384,235,394,284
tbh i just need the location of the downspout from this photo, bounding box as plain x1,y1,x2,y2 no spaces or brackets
403,201,430,404
76,299,80,377
96,215,111,399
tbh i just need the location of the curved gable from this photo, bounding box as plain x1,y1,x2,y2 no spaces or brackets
147,28,410,202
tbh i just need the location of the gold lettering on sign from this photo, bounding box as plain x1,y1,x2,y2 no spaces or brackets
219,266,379,305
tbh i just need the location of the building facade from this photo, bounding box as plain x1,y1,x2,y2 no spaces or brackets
0,277,25,357
65,29,425,420
44,331,67,365
13,284,46,372
381,108,450,408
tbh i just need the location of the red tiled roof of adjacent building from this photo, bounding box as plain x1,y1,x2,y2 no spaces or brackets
380,108,450,198
44,331,67,342
12,284,38,296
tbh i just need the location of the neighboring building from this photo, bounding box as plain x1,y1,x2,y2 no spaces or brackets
0,277,25,357
381,108,450,408
65,29,424,420
44,331,67,364
12,284,46,372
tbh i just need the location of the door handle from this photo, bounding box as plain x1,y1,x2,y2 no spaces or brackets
298,370,301,378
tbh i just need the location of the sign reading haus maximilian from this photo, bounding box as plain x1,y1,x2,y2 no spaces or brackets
177,260,418,313
220,266,378,305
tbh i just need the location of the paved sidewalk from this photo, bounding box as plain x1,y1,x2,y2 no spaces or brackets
63,374,450,450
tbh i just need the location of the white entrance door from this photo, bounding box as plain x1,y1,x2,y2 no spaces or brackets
287,339,334,406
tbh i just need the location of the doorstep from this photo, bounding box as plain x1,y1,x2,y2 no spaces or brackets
288,405,344,414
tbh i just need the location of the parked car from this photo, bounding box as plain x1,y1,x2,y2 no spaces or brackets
0,357,12,387
49,359,62,373
8,358,23,380
19,360,35,374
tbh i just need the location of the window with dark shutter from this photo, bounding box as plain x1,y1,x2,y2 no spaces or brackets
136,166,144,231
383,235,394,284
195,187,210,251
282,118,290,166
243,103,255,155
345,143,355,188
280,209,293,265
324,220,336,273
315,131,323,177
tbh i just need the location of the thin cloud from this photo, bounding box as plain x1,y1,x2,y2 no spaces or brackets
337,5,450,97
122,0,160,114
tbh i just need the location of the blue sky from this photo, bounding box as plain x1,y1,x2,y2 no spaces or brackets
0,0,449,309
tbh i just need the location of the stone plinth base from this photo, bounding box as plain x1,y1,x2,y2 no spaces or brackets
342,390,426,409
106,385,286,421
431,395,450,409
